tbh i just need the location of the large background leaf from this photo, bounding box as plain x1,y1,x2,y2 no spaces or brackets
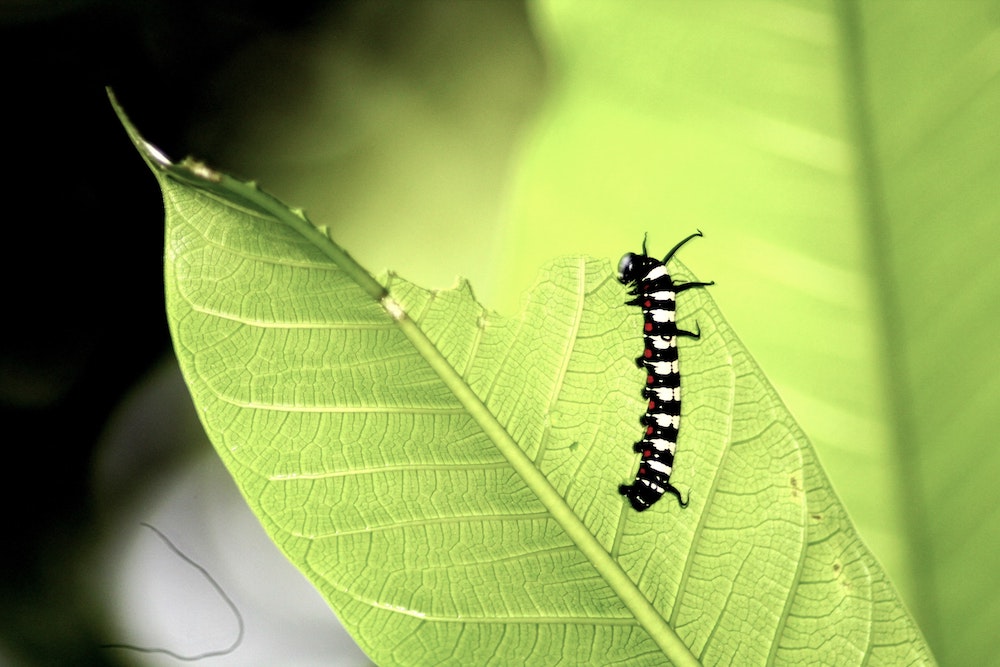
497,5,1000,666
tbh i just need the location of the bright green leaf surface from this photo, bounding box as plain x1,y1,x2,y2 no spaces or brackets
117,99,933,663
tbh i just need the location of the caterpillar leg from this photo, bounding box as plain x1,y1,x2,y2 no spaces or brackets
619,481,689,511
665,484,690,508
673,280,714,293
676,323,701,339
661,230,704,264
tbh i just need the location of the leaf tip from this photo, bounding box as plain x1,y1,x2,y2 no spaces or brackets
106,87,174,171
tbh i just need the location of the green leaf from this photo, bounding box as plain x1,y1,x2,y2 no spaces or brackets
114,94,934,664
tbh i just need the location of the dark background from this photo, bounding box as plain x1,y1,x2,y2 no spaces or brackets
0,2,349,664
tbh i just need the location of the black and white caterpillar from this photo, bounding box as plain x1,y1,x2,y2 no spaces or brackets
617,231,712,512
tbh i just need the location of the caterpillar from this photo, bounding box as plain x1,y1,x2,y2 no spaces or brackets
617,231,712,512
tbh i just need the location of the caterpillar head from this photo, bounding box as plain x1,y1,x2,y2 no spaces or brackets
617,252,660,285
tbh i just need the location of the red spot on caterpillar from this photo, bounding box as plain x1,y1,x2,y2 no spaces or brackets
643,449,652,457
644,322,653,332
643,300,652,308
648,400,656,410
646,375,654,384
646,426,654,435
644,349,652,358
